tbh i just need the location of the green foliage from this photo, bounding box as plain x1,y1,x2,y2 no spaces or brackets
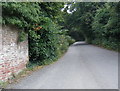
64,2,119,51
68,30,85,41
29,18,58,64
2,2,41,30
18,31,27,42
92,3,120,51
2,2,75,66
2,2,42,42
63,2,104,43
65,35,75,45
29,17,74,65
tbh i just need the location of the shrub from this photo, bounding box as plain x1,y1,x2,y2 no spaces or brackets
2,2,75,66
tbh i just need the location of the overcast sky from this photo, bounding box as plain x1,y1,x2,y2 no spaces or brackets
61,3,76,14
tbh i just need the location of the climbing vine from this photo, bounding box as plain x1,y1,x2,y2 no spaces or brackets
1,2,75,65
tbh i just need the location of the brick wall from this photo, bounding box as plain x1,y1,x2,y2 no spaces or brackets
0,26,28,82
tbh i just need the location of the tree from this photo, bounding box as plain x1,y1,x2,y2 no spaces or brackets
2,2,75,66
63,2,105,43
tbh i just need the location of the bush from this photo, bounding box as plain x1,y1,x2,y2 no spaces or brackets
92,3,120,51
65,35,75,45
29,17,74,65
2,2,76,68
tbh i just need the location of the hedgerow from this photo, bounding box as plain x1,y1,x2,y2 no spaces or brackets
92,3,120,51
63,2,120,51
1,2,75,66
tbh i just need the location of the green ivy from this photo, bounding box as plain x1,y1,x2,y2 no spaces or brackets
2,2,75,66
18,31,27,42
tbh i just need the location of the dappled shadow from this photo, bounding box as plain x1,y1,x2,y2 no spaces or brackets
72,41,88,46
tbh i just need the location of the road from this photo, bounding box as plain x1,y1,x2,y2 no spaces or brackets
7,41,118,89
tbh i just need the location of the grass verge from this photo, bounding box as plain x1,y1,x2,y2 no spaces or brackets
0,49,68,89
0,65,43,89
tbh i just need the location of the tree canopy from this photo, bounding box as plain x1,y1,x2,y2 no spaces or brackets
63,2,119,51
1,2,119,67
1,2,75,66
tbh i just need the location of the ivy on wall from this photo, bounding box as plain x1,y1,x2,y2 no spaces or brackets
1,2,75,65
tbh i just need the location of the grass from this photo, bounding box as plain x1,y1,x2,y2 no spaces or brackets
0,81,9,88
0,65,43,89
91,43,119,52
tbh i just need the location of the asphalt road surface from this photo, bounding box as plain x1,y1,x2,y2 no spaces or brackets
7,41,118,89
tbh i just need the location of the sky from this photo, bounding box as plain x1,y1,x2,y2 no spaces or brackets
61,3,76,14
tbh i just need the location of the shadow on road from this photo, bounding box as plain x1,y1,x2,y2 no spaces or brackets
72,41,88,46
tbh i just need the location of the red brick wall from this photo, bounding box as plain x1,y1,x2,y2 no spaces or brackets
0,26,28,82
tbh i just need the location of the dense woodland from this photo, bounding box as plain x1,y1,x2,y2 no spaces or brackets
1,2,120,67
64,2,120,51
